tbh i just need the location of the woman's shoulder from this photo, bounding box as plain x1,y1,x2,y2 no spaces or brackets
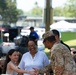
7,61,11,66
6,61,13,71
7,61,16,67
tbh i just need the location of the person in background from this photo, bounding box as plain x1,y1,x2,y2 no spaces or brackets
18,40,50,75
3,49,35,75
71,48,76,63
34,31,76,75
16,35,29,55
52,29,71,51
0,60,5,74
29,27,39,45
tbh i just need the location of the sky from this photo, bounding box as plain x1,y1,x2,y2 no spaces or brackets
16,0,67,12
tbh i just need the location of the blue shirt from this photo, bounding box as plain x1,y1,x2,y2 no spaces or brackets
29,31,39,40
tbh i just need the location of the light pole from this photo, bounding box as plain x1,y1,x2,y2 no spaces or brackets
44,0,53,31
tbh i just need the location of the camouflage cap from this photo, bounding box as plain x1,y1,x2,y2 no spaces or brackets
42,31,54,39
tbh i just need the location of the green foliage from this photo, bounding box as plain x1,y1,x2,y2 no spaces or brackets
0,0,7,10
0,0,23,24
30,7,43,17
54,0,76,17
53,7,64,16
63,0,76,17
30,2,43,17
17,9,23,15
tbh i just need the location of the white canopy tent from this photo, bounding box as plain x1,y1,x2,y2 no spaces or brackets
50,20,76,32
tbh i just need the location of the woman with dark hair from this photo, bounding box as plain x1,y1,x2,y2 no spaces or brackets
18,40,50,75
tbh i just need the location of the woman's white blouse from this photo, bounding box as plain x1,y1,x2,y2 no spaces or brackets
18,51,49,75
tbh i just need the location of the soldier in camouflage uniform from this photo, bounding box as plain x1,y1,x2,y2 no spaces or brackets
34,31,76,75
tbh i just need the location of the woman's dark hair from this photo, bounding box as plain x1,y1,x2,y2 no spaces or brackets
43,35,56,43
3,49,18,73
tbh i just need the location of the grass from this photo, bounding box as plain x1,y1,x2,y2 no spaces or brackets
44,32,76,58
61,32,76,48
65,39,76,48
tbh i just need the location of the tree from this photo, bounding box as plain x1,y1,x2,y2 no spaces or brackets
30,2,43,17
53,0,76,18
0,0,7,10
31,7,43,17
63,0,76,17
0,0,23,24
53,7,64,16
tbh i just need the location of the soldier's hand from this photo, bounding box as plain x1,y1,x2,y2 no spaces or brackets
33,68,39,75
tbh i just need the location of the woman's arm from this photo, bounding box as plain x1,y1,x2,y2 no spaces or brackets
9,63,35,74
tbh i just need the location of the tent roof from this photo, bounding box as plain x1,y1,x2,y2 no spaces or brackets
50,20,76,29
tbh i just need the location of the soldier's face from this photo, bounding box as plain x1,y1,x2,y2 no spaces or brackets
43,40,52,49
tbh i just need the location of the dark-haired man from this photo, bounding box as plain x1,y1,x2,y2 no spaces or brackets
29,27,39,45
52,29,71,51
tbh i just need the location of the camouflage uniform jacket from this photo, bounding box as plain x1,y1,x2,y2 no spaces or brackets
39,42,76,75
